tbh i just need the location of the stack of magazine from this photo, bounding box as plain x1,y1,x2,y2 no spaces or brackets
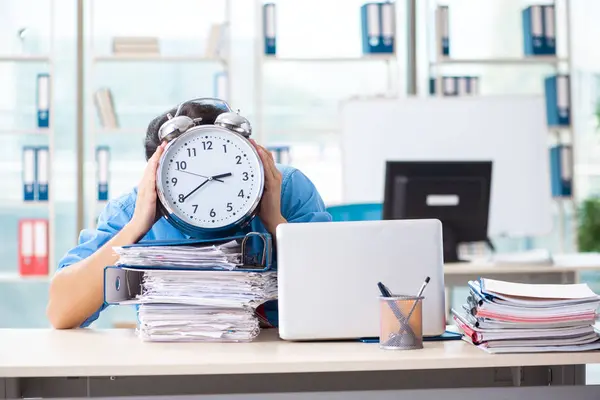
452,278,600,353
113,239,277,342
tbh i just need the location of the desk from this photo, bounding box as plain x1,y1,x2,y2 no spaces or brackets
1,329,600,399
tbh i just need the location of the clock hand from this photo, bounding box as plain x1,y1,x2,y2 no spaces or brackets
211,172,233,181
177,169,225,183
182,178,210,201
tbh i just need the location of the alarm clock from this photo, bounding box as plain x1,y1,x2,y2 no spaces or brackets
155,98,265,238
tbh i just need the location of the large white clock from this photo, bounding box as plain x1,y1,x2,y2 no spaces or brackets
154,100,264,237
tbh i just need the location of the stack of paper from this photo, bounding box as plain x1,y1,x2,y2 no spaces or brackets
114,240,242,270
452,278,600,353
113,240,276,342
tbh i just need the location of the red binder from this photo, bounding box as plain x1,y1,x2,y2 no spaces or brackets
19,219,48,276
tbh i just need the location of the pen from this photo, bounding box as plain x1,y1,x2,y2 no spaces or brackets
377,281,417,340
405,276,431,322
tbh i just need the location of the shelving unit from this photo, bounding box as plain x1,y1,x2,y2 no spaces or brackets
0,0,56,282
427,0,575,252
84,0,232,230
252,0,399,146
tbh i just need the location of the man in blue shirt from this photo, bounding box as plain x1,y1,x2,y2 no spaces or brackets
47,100,331,329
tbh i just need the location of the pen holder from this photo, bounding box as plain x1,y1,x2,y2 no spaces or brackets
379,295,424,350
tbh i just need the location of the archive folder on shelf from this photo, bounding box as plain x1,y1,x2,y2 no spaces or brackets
103,232,274,305
545,74,571,126
522,5,544,56
96,146,109,201
550,144,572,197
267,145,291,164
361,2,395,54
37,73,50,128
543,5,556,55
22,147,36,201
263,3,276,55
36,146,49,201
435,5,450,57
213,71,228,101
19,219,48,276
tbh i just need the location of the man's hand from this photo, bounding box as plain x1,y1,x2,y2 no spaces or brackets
251,140,286,234
129,142,166,239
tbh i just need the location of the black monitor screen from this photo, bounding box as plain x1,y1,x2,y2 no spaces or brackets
383,161,492,263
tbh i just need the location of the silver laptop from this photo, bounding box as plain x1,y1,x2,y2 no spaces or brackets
276,219,446,341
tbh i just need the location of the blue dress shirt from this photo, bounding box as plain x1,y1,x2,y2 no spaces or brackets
57,164,331,327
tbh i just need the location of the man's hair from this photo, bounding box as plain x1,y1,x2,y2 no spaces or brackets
144,102,225,160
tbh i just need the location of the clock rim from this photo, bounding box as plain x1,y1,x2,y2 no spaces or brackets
155,124,265,234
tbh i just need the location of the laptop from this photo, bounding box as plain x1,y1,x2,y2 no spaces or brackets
276,219,446,341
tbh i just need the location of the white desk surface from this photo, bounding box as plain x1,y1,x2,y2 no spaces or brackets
444,262,600,275
2,329,600,378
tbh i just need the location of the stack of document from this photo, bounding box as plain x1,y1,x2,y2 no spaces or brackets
113,241,276,342
452,278,600,354
114,240,242,270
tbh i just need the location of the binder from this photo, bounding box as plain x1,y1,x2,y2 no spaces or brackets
263,3,277,55
380,2,395,54
543,5,556,55
103,232,274,305
267,145,291,164
213,71,228,101
550,145,572,197
96,146,110,201
457,77,469,96
18,220,34,275
361,2,381,54
544,74,571,127
442,76,457,96
19,219,48,276
468,77,480,95
37,73,50,128
32,219,49,275
23,147,36,201
435,5,450,57
522,5,544,56
36,146,49,201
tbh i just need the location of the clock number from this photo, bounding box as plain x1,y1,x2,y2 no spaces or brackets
242,172,249,181
178,194,184,203
223,144,227,153
192,205,198,214
238,189,244,198
210,208,216,218
235,155,242,165
227,203,233,212
202,141,213,150
171,177,178,186
176,161,187,170
187,148,197,157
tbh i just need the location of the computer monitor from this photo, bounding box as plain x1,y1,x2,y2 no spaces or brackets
383,161,492,263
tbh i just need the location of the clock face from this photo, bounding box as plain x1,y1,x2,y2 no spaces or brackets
156,126,264,230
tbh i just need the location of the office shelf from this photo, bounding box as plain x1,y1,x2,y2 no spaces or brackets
0,201,50,209
0,55,51,63
0,272,50,283
430,56,567,66
92,55,227,63
262,55,397,63
0,128,52,135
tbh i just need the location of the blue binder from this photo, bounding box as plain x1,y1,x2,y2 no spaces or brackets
36,73,50,128
22,146,36,201
542,5,556,55
263,3,277,55
522,5,544,56
36,146,49,201
361,2,381,54
379,2,395,54
436,5,450,57
103,232,274,306
96,146,109,201
544,74,571,127
549,145,572,197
